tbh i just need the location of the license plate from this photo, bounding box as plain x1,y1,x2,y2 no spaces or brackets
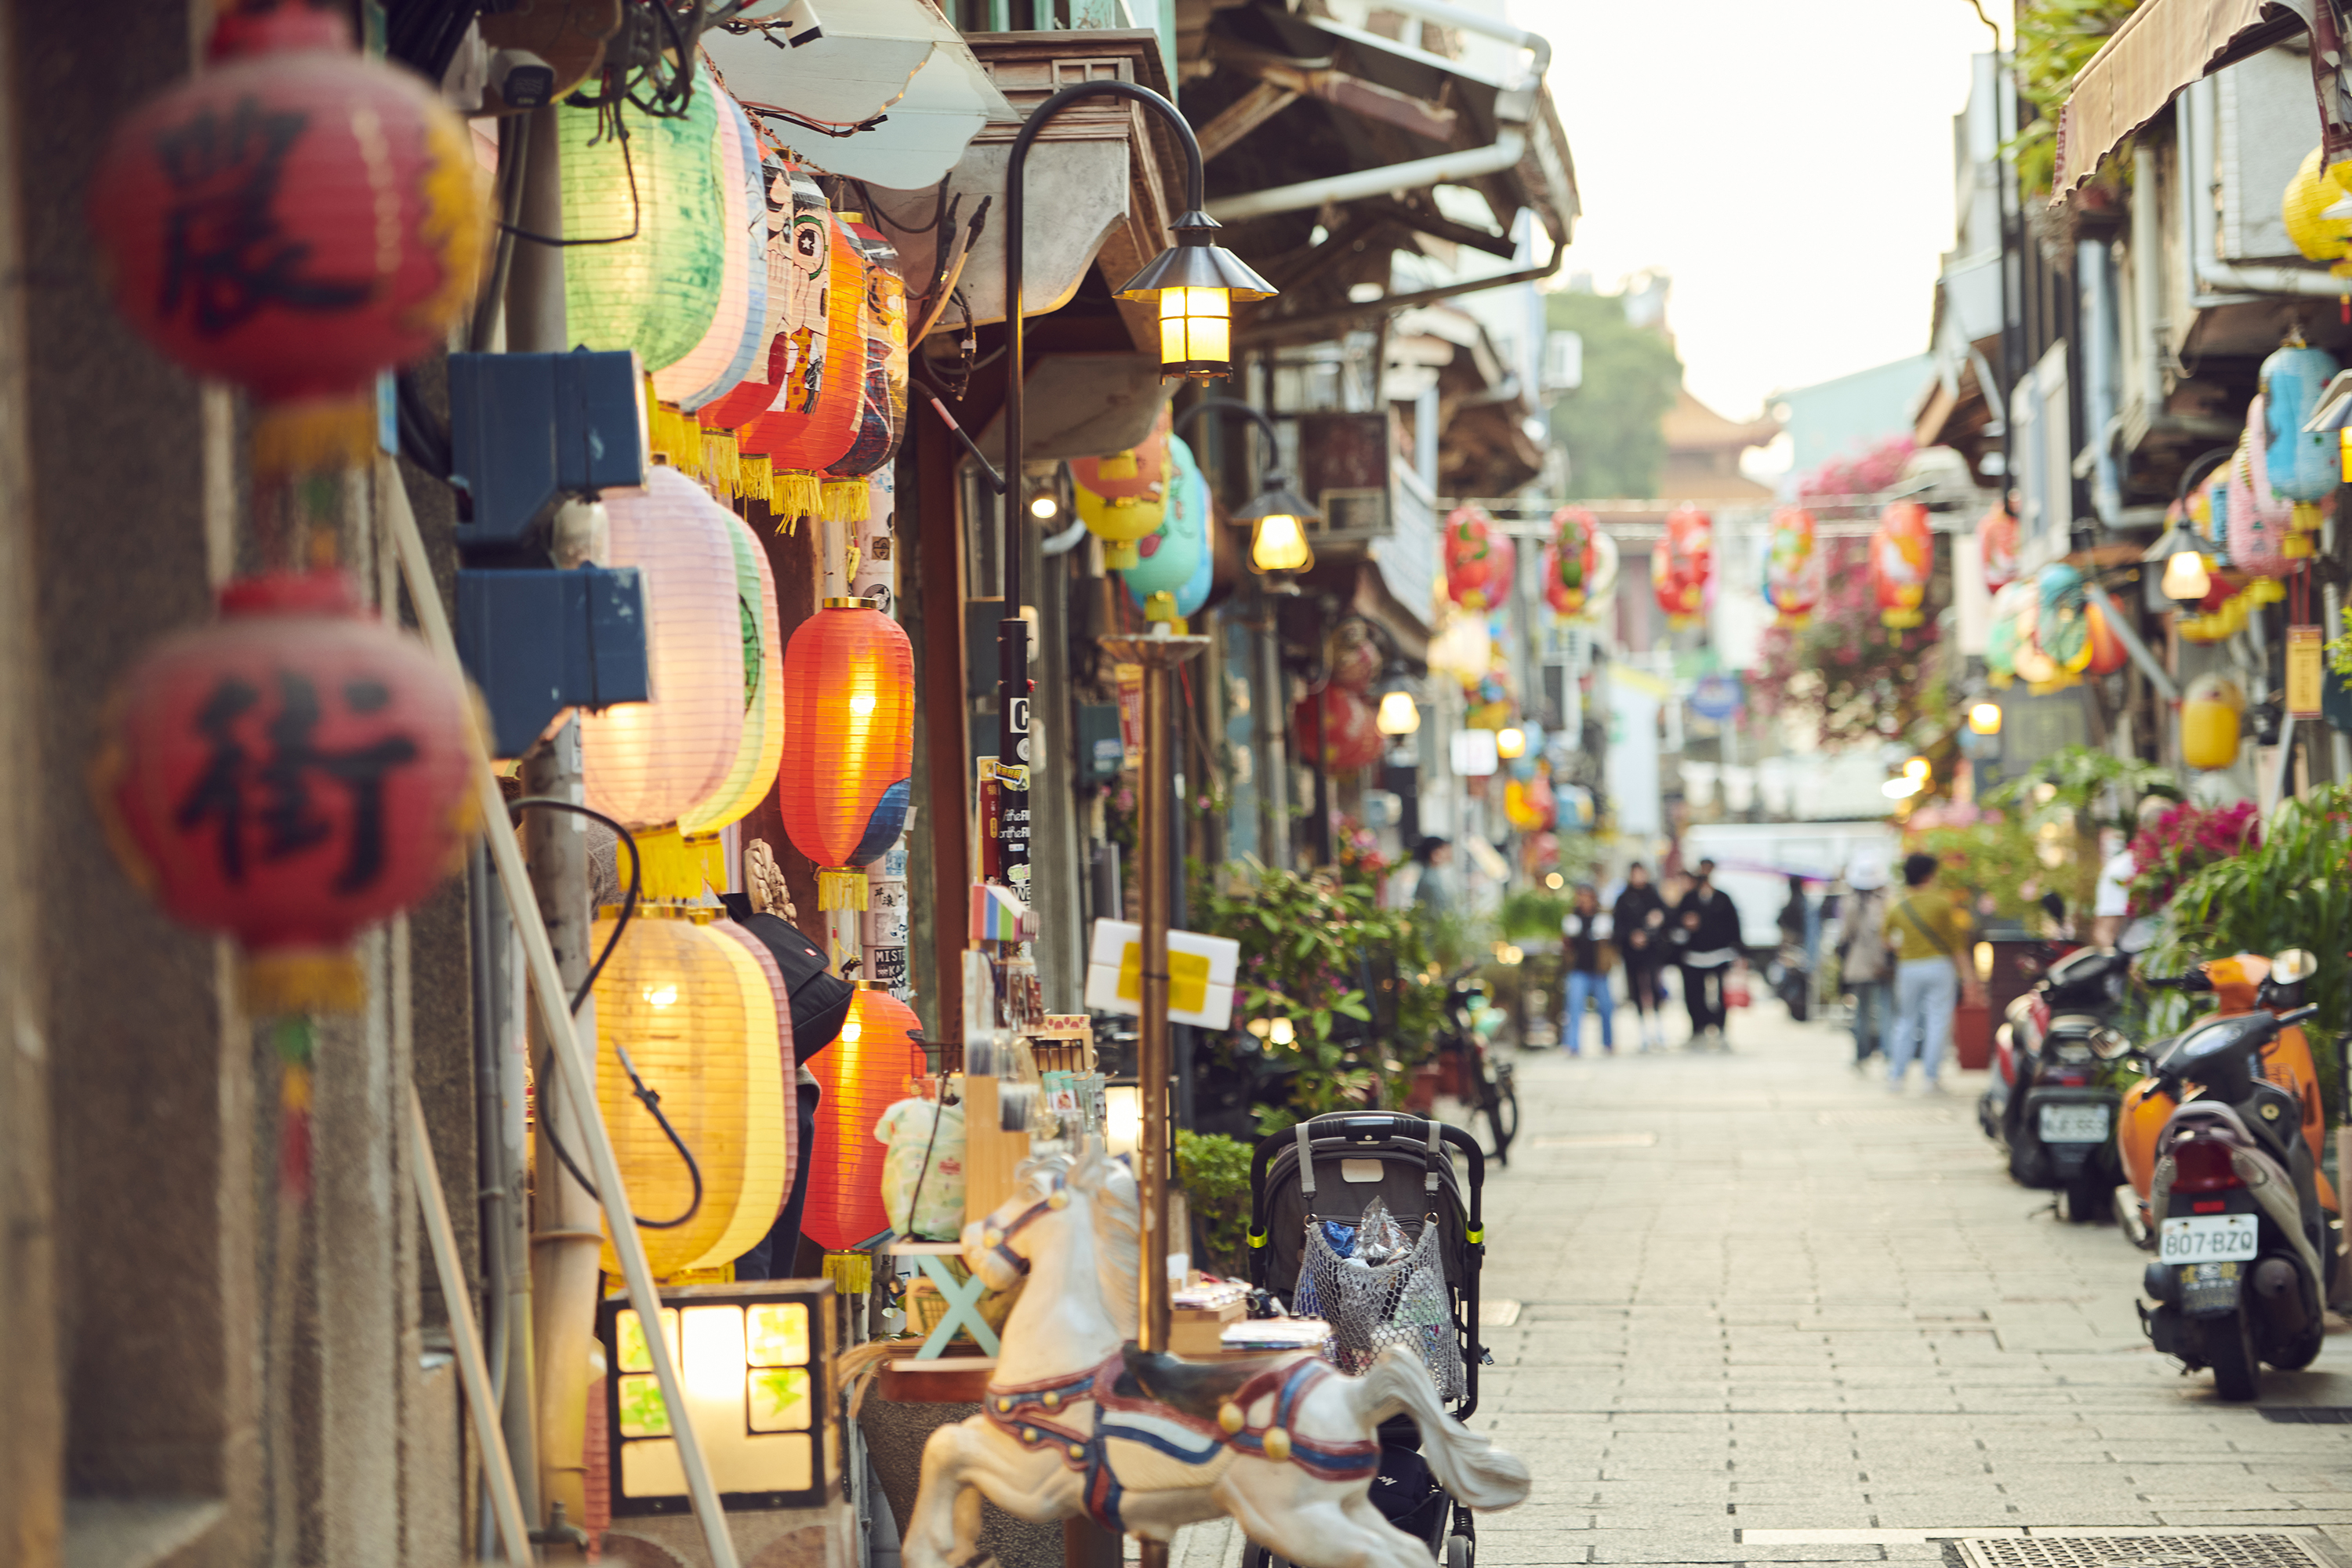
2160,1213,2259,1264
2038,1103,2110,1143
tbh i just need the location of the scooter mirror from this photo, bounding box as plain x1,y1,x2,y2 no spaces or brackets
2272,947,2316,984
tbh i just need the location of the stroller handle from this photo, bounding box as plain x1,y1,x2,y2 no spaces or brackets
1247,1112,1486,1244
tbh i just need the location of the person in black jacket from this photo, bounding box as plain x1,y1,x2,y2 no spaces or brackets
1612,862,1668,1051
1673,858,1743,1048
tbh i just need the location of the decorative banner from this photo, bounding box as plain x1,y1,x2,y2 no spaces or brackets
2286,625,2325,718
1870,502,1932,629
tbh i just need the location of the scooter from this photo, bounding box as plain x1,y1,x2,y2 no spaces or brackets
1979,943,2132,1202
2115,952,2338,1247
2136,954,2331,1399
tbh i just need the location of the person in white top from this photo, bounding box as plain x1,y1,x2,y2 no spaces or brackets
2090,796,2172,950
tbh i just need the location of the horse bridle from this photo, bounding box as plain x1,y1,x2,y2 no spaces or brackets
978,1172,1069,1275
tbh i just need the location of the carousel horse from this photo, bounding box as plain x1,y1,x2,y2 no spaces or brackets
901,1142,1529,1568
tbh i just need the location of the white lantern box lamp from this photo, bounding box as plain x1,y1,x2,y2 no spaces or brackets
600,1279,837,1516
1113,211,1278,383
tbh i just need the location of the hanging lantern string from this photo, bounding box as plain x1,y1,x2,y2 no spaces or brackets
506,797,706,1232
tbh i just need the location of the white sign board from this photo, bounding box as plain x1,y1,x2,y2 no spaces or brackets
1450,728,1499,777
1083,920,1240,1031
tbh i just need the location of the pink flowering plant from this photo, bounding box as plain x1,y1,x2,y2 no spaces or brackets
2125,800,2260,919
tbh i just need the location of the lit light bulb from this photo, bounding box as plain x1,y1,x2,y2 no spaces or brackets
1903,756,1930,780
849,692,877,717
1495,727,1526,759
1250,512,1311,573
2161,549,2211,605
1882,775,1922,800
1967,702,2002,735
644,984,678,1008
1544,872,1564,890
1029,494,1060,521
1267,1016,1295,1046
839,1017,862,1044
1376,690,1421,735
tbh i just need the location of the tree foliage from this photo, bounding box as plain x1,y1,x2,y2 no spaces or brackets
1544,289,1683,501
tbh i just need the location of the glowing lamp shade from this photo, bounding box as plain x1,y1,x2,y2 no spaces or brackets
1376,690,1421,736
1111,209,1276,382
1250,510,1312,573
1966,701,2002,735
679,505,786,837
1903,757,1931,781
1495,726,1527,760
1158,288,1231,376
2163,550,2212,604
670,88,762,411
583,469,745,829
590,915,788,1278
820,217,910,514
778,602,913,910
1102,1083,1143,1159
804,988,920,1250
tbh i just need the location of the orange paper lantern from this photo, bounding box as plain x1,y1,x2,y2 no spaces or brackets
741,211,866,522
804,986,920,1250
817,216,909,524
779,601,913,910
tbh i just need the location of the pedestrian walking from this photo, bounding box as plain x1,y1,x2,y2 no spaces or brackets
1410,837,1454,918
1613,862,1668,1051
1881,851,1985,1091
1673,858,1741,1048
1836,856,1894,1070
1559,884,1615,1055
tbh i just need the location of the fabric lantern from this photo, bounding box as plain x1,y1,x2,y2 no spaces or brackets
699,162,830,434
1073,407,1172,501
679,505,786,837
2036,564,2092,673
1077,481,1166,571
1650,506,1712,629
742,211,866,523
1984,579,2034,684
2225,424,2295,581
94,568,479,1014
1543,506,1597,615
558,71,724,398
88,4,489,475
713,917,798,1233
582,467,746,829
1124,434,1209,619
2259,334,2340,546
818,216,909,523
1763,506,1822,626
1292,685,1383,772
779,601,913,910
805,986,921,1251
2082,598,2128,677
2181,674,2246,771
1584,527,1621,609
671,89,764,412
2282,146,2352,267
1979,506,2020,593
1445,506,1508,608
588,914,786,1277
1871,502,1933,629
2010,592,2060,687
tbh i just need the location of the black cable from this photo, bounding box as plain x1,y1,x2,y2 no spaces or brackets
855,179,946,234
506,798,705,1232
501,123,643,247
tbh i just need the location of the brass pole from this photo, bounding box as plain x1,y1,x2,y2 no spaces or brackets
1099,629,1207,1357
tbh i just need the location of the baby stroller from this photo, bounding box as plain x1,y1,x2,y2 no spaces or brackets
1243,1112,1487,1568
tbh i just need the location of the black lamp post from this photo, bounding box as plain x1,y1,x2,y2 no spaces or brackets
996,85,1275,902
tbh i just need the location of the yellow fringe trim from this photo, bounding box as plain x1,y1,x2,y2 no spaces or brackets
770,468,823,532
821,478,869,524
1101,538,1141,569
740,453,772,499
244,949,367,1016
1098,450,1139,481
822,1251,873,1294
251,397,377,479
634,825,710,901
701,427,741,498
818,868,869,912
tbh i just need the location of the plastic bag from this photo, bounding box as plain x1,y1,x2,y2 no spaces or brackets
874,1096,966,1240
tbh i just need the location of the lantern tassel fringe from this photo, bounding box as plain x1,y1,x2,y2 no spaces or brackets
741,453,772,503
701,427,741,498
820,479,869,524
634,826,713,902
818,868,869,912
771,469,824,532
245,949,368,1016
252,397,379,481
822,1250,873,1294
650,402,701,476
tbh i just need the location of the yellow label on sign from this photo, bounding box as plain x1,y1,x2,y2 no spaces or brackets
2286,625,2324,718
1115,942,1212,1013
2340,426,2352,483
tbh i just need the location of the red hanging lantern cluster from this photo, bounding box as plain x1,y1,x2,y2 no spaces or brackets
1650,506,1712,629
804,987,921,1251
779,601,914,911
1763,506,1821,626
94,570,479,1014
1444,505,1513,609
89,3,489,474
1543,506,1599,615
1871,502,1933,629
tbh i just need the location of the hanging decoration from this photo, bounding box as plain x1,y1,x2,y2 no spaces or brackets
1123,434,1210,624
1984,579,2033,686
1650,506,1713,630
1444,505,1509,609
88,4,489,476
1291,684,1384,772
94,569,478,1014
699,162,831,440
589,913,789,1277
2225,419,2296,583
1978,505,2020,593
672,88,765,416
2258,332,2340,548
678,504,786,838
1582,527,1621,612
713,916,798,1221
2281,146,2352,270
2083,597,2128,677
1762,506,1822,626
1427,609,1493,685
2035,563,2093,674
779,599,914,912
1543,506,1599,616
582,468,746,834
1072,407,1171,499
805,986,923,1254
2181,673,2247,771
816,215,909,524
742,209,867,525
1870,502,1933,629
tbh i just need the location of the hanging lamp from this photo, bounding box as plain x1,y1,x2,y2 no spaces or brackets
804,986,921,1256
777,599,914,911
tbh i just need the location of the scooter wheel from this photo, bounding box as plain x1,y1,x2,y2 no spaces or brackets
2205,1307,2260,1401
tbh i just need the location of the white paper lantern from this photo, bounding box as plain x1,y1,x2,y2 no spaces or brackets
680,499,786,836
664,82,758,408
583,466,746,828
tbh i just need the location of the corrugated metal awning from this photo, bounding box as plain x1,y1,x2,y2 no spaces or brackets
2053,0,2303,195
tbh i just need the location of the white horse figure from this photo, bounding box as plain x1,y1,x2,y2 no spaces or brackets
901,1142,1530,1568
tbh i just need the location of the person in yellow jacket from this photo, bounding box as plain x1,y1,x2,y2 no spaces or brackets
1879,852,1986,1092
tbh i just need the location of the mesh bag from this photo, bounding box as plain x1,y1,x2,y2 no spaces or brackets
1294,1211,1463,1399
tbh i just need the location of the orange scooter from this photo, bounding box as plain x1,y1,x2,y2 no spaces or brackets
2117,950,2337,1244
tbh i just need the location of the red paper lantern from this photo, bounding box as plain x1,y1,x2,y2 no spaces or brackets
818,216,909,523
805,986,920,1250
1544,506,1599,615
1444,505,1510,608
94,570,478,1013
779,600,913,911
1650,506,1713,629
88,4,488,473
1979,504,2020,593
2083,599,2129,677
1871,502,1933,629
742,212,867,521
1292,685,1384,772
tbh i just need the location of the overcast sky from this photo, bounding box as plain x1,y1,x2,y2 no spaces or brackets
1519,0,2005,423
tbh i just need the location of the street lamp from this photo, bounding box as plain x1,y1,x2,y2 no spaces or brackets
1966,702,2002,736
1495,726,1528,760
1174,395,1321,589
1375,686,1421,736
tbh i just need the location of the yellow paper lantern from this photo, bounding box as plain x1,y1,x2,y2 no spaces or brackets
1076,484,1166,571
2181,673,2245,771
2282,146,2352,268
593,913,788,1278
679,503,786,837
583,467,746,829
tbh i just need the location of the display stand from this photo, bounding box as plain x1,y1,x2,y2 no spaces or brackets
891,1240,1000,1358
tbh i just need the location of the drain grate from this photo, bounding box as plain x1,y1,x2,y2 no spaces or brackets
1956,1535,2336,1568
2259,1406,2352,1423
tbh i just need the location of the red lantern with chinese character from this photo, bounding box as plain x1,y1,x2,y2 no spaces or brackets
1871,502,1933,629
95,570,479,1014
742,212,868,521
88,3,489,474
1650,506,1712,629
1978,504,2020,593
1293,684,1384,772
1764,506,1821,626
1544,506,1599,615
779,601,914,911
1445,505,1509,608
805,985,920,1251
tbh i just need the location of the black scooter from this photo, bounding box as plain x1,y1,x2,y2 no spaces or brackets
1979,943,2132,1217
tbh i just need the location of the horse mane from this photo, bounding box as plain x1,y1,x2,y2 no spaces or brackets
1018,1142,1141,1340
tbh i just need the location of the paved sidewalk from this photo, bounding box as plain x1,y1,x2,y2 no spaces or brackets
1465,1005,2352,1565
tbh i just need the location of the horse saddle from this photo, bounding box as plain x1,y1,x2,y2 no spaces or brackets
1114,1342,1292,1423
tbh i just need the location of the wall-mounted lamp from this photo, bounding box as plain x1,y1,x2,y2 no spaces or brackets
1966,702,2002,736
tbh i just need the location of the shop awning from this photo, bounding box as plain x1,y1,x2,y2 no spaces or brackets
2053,0,2305,195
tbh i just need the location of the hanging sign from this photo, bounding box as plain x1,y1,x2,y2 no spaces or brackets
2286,625,2325,718
1082,920,1240,1030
